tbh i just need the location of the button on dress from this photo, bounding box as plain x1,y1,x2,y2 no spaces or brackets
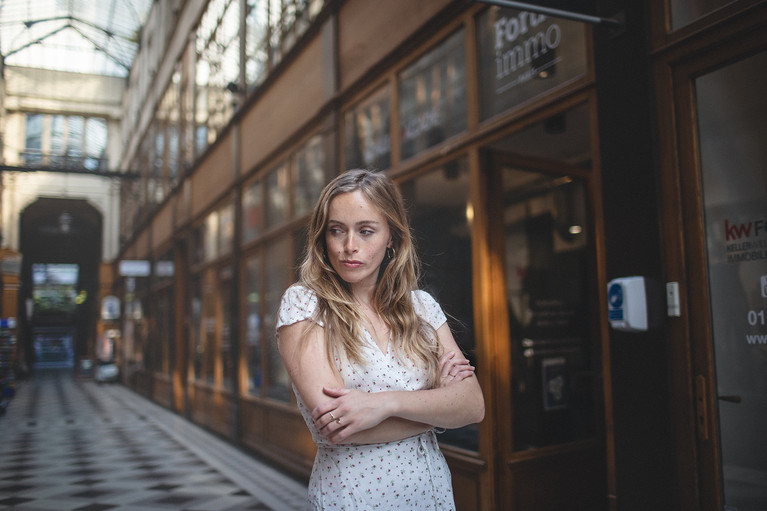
277,285,456,510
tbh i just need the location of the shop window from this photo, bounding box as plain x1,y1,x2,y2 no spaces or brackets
344,85,391,171
399,157,478,451
265,162,290,228
476,7,587,121
264,235,292,401
244,253,263,395
669,0,732,30
242,181,263,244
293,134,330,217
398,29,467,161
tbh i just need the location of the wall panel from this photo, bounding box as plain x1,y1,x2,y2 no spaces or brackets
338,0,451,90
240,35,326,173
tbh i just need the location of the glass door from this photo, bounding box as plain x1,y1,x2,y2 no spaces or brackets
486,102,606,510
693,50,767,511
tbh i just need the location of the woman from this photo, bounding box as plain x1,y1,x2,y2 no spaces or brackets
277,169,484,510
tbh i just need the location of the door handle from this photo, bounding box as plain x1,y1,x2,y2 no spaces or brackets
718,395,742,403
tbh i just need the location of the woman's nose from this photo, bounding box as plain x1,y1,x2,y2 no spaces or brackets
344,233,358,253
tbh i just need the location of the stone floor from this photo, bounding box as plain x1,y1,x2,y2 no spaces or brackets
0,369,309,511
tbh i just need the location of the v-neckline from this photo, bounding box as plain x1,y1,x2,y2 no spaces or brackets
362,323,390,356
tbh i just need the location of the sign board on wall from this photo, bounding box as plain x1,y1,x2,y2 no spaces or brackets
119,260,150,277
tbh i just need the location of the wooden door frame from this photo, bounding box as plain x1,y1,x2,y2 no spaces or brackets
482,110,607,509
654,5,767,509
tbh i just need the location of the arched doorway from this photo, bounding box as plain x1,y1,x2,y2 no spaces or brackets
19,198,102,372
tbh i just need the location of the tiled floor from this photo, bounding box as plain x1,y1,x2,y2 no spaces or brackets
0,369,309,511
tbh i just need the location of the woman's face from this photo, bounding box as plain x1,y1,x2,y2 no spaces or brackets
325,190,391,292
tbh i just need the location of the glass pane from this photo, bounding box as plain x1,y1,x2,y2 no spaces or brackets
502,168,593,451
201,268,217,385
488,103,592,168
344,86,391,170
265,162,289,228
264,235,292,401
191,276,203,380
244,253,263,395
220,265,234,389
245,0,269,88
67,116,84,157
476,7,588,121
399,29,467,160
400,158,478,451
696,51,767,511
204,211,219,262
84,117,107,170
49,115,66,166
293,134,329,217
24,113,43,165
219,202,234,257
670,0,733,30
242,181,263,243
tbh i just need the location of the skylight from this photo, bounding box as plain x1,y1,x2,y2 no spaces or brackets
0,0,153,77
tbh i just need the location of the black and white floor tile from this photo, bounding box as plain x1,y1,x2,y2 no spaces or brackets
0,370,308,511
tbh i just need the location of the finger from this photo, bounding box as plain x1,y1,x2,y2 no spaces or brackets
322,387,349,398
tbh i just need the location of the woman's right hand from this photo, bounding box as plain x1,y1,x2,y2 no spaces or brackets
439,351,475,387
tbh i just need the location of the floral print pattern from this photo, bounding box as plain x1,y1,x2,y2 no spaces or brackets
277,285,455,510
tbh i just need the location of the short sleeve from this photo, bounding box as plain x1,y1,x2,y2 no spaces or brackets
412,290,447,330
276,285,322,336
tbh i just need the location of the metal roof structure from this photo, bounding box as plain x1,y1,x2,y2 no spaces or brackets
0,0,153,77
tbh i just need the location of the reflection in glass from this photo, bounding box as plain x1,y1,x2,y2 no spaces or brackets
502,168,593,451
344,86,391,170
293,134,329,217
220,265,234,389
244,254,263,395
201,268,217,385
191,276,203,380
400,158,478,450
204,211,219,262
265,236,292,401
242,181,263,244
265,163,289,228
399,29,467,160
219,202,234,257
670,0,732,30
696,51,767,511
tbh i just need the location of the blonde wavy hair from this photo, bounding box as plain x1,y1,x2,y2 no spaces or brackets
298,169,442,387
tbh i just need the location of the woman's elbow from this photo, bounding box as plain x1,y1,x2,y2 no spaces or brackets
470,397,485,424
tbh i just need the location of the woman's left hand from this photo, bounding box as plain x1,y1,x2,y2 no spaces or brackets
312,387,392,443
439,351,475,387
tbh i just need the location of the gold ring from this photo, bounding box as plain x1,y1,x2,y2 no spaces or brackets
335,416,342,424
329,412,336,421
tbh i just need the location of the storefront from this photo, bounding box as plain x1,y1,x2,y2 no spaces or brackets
114,1,767,509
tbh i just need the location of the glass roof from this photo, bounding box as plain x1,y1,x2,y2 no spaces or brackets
0,0,153,77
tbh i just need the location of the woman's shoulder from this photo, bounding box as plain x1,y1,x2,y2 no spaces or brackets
411,289,447,328
277,284,321,330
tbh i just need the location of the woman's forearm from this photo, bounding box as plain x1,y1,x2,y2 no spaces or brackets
338,417,433,444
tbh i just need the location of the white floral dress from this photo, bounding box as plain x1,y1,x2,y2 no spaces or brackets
276,284,456,510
